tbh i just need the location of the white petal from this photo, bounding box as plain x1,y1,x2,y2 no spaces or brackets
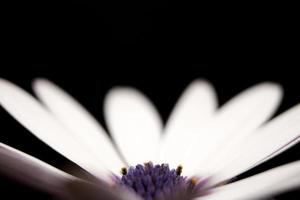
256,137,300,166
199,161,300,200
104,87,162,165
32,78,124,174
0,142,75,194
210,103,300,185
184,82,282,175
0,79,109,179
158,79,217,167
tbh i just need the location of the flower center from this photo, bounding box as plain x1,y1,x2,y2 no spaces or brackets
115,162,208,200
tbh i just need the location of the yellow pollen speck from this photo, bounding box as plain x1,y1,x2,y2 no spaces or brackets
144,161,151,166
176,165,183,175
191,176,198,185
121,167,127,175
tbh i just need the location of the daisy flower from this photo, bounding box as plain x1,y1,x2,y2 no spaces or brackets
0,78,300,200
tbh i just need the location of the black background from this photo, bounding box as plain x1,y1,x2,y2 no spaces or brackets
0,1,299,199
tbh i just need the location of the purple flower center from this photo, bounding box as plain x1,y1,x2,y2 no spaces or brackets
115,162,208,200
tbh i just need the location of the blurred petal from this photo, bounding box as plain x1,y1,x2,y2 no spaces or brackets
63,179,142,200
104,87,162,165
0,79,109,178
199,161,300,200
33,78,124,174
158,79,217,167
184,83,282,175
0,142,75,194
211,103,300,185
256,137,300,166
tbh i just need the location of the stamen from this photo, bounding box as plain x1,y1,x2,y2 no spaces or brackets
121,167,127,175
176,165,183,176
190,176,198,185
115,162,208,200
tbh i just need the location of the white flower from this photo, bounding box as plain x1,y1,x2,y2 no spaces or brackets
0,78,300,200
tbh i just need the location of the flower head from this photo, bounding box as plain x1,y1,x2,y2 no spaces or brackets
0,78,300,200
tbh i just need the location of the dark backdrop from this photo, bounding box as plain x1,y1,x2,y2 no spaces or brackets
0,1,299,199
